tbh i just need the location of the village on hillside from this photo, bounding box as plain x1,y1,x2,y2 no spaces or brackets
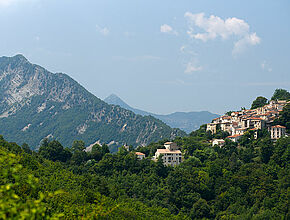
207,100,289,146
134,99,289,167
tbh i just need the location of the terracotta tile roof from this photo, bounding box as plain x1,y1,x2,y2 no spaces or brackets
271,125,286,129
135,152,145,156
248,117,264,120
156,149,182,154
227,134,242,138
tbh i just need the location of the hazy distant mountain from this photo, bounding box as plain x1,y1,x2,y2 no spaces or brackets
104,94,149,116
104,94,220,133
0,55,185,150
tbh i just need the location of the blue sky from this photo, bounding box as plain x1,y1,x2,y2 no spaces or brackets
0,0,289,114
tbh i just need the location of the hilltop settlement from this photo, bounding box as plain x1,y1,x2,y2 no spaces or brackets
206,100,289,146
135,98,289,167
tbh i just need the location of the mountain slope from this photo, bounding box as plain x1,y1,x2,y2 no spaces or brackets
104,94,220,133
0,55,185,150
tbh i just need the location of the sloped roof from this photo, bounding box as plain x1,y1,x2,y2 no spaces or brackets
135,152,145,156
156,149,181,154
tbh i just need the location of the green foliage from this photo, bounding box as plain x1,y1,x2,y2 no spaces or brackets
0,138,185,219
271,88,290,101
251,96,268,109
0,127,289,219
39,139,72,162
190,198,212,219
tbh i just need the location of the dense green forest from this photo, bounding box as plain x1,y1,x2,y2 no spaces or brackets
0,97,289,219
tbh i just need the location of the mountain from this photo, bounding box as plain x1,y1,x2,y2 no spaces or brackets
0,55,186,150
104,94,220,133
104,94,149,116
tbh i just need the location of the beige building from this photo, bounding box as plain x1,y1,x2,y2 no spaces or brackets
154,142,182,166
232,127,247,136
212,139,225,147
270,125,286,140
242,117,265,130
220,122,232,134
207,123,217,134
135,152,145,160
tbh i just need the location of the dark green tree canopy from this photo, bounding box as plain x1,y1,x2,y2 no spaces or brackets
38,139,72,162
271,88,290,101
251,96,268,109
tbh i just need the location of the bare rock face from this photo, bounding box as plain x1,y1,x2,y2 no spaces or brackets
0,55,185,150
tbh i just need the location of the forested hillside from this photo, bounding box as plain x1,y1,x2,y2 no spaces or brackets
0,55,185,150
1,104,289,219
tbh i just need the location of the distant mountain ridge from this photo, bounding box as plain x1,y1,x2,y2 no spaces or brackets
0,55,186,150
104,94,220,133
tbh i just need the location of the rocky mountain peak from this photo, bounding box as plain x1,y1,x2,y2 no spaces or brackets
0,55,186,149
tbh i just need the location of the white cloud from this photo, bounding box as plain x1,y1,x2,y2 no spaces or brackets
161,24,173,33
232,33,260,54
260,60,272,72
184,12,260,54
96,25,110,36
0,0,16,6
160,24,178,35
180,45,198,56
185,59,202,74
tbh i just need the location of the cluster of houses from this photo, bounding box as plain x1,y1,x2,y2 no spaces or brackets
207,100,289,146
134,100,288,166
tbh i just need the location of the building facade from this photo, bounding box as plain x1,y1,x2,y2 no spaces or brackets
270,125,286,140
135,152,145,160
154,142,182,166
212,139,225,147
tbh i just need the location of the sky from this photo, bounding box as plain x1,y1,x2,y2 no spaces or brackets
0,0,289,115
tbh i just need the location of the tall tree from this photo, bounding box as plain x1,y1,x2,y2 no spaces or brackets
251,96,268,109
39,140,72,162
271,88,290,100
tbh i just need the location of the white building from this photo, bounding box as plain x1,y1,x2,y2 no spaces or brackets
226,134,242,142
135,152,145,160
212,139,225,147
154,142,182,166
270,125,286,140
